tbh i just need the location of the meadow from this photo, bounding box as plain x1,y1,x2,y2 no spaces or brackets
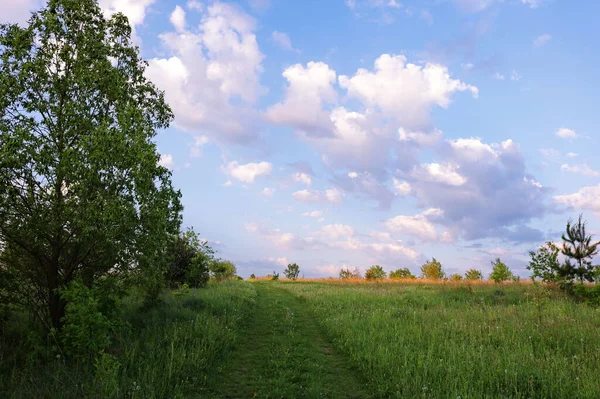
278,280,600,398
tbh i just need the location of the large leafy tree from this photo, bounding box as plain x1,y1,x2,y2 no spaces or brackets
561,215,599,283
0,0,181,329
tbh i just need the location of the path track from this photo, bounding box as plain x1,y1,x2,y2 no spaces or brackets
203,283,371,399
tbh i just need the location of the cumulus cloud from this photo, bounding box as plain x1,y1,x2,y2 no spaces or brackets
159,154,175,170
145,2,265,144
339,54,478,130
292,172,312,185
271,31,299,53
392,178,411,196
398,128,444,147
386,208,444,241
244,223,323,250
318,224,355,239
262,187,276,197
223,161,272,183
411,163,467,186
292,188,344,205
534,34,552,47
555,128,578,139
406,137,548,241
302,210,323,218
555,185,600,215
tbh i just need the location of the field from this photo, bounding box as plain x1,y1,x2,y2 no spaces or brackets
2,279,600,398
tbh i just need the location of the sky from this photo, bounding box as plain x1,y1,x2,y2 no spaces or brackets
4,0,600,278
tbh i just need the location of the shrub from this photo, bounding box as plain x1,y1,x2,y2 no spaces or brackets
490,258,513,283
527,242,561,283
211,260,237,282
250,274,256,280
271,272,279,281
365,265,387,280
339,267,361,279
389,268,415,279
465,269,483,280
166,229,213,288
283,263,300,280
420,258,445,280
449,273,463,281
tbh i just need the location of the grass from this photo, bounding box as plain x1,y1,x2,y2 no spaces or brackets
0,281,256,399
278,280,600,398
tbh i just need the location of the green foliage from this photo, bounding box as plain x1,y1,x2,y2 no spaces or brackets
489,258,513,283
449,273,463,281
420,258,445,280
365,265,386,280
388,268,415,279
166,229,213,289
339,267,361,279
0,0,182,329
561,215,599,282
271,272,279,281
58,277,125,362
211,260,238,282
527,242,561,282
283,263,300,280
572,283,600,306
465,269,483,280
250,274,256,280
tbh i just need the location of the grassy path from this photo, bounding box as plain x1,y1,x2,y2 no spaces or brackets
202,282,371,399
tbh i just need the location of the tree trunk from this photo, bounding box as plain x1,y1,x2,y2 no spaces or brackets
48,264,65,330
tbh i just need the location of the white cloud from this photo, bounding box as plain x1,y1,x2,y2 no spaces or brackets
566,152,579,158
338,54,478,130
170,5,186,32
555,128,578,139
521,0,543,8
292,188,343,205
190,135,209,157
385,208,443,241
555,185,600,215
266,62,337,136
398,128,443,146
0,0,43,24
319,224,355,239
392,178,411,196
302,210,323,218
411,163,467,186
223,161,272,183
561,164,599,177
534,34,552,47
292,172,312,185
510,70,522,81
271,31,299,53
146,2,265,144
451,0,496,12
221,180,233,187
159,154,175,170
262,187,276,197
267,257,289,266
493,72,505,80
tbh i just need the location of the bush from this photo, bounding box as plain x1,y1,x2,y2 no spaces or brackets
490,258,513,283
527,242,561,283
283,263,300,280
250,274,256,280
167,229,213,289
465,269,483,280
420,258,445,280
211,260,237,282
271,272,279,281
449,273,463,281
365,265,387,280
389,268,415,279
339,267,361,279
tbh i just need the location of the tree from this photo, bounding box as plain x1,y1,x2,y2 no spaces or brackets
211,260,237,282
449,273,463,281
489,258,513,283
527,242,561,283
420,258,445,280
464,269,483,281
283,263,300,280
339,267,361,280
561,215,599,283
249,274,256,280
365,265,386,280
166,229,213,288
389,268,415,279
0,0,181,329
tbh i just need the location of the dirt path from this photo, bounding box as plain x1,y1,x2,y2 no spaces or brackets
201,282,371,399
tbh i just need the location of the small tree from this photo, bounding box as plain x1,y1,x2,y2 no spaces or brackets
464,269,483,281
211,260,237,282
449,273,463,281
339,267,361,279
283,263,300,280
365,265,387,280
420,258,445,280
250,274,256,280
166,229,213,288
389,268,415,279
527,242,561,283
561,215,599,283
489,258,513,283
271,271,279,281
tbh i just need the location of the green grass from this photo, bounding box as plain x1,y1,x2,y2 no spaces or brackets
0,281,256,399
203,282,371,399
278,281,600,398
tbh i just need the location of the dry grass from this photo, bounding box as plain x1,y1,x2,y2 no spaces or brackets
251,276,535,286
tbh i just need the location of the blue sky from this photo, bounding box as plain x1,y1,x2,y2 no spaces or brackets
6,0,600,278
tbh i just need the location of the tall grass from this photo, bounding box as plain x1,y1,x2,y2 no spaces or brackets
281,281,600,398
0,281,256,398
